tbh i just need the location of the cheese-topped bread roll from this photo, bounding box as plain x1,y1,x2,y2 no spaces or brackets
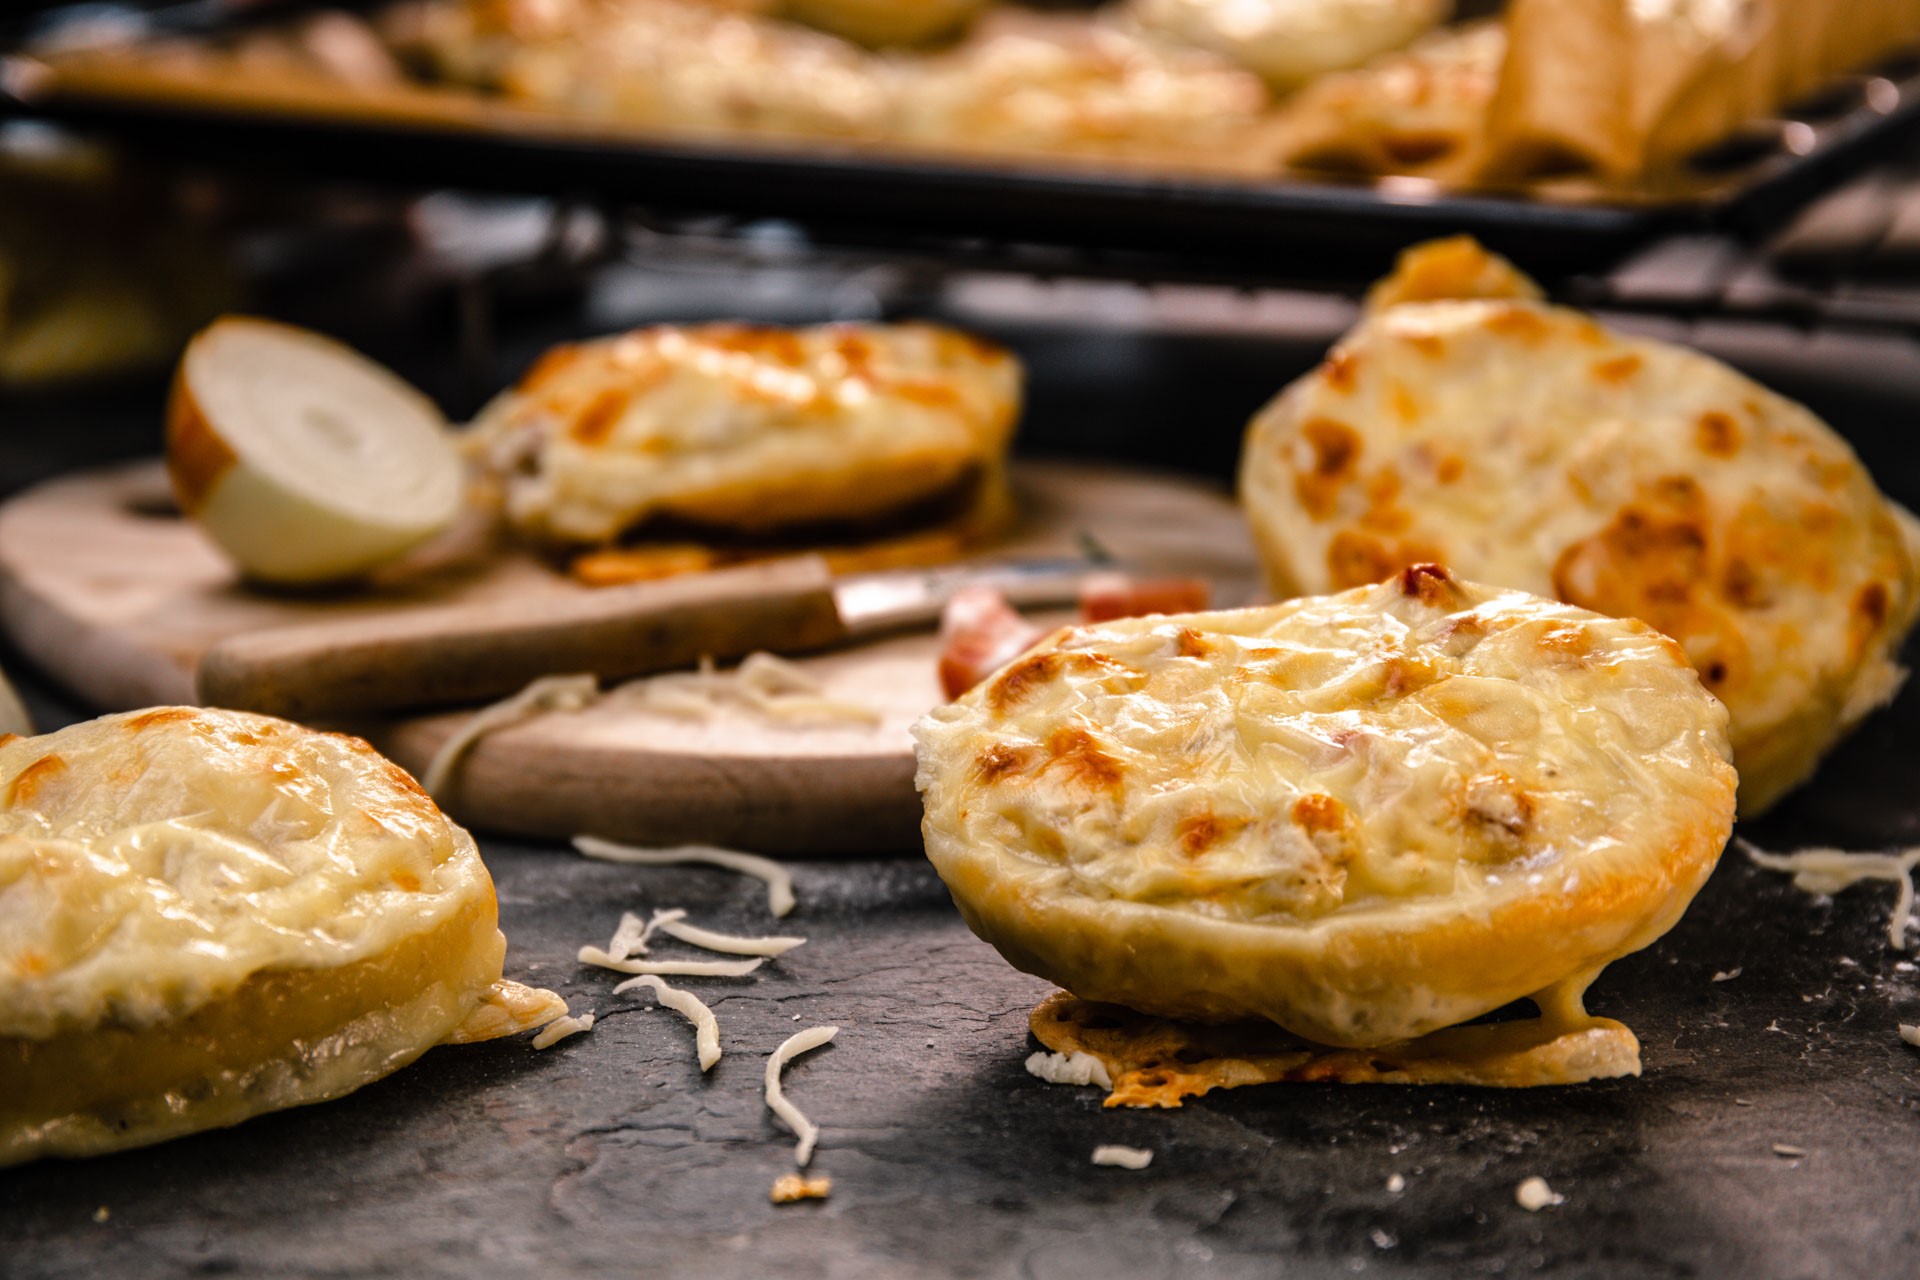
1240,241,1920,814
1129,0,1451,90
1269,21,1504,182
894,11,1273,168
0,708,565,1165
916,568,1735,1048
467,322,1021,547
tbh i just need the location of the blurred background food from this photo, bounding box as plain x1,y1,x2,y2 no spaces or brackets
4,3,1920,1272
14,0,1914,184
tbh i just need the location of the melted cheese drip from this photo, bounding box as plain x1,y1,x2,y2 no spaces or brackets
1130,0,1448,89
531,1012,595,1050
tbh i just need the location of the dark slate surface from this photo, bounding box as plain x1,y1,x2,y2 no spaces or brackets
6,580,1920,1280
7,251,1920,1277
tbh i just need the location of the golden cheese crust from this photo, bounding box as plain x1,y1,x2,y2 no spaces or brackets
1269,21,1504,182
466,321,1022,546
1128,0,1451,90
391,0,891,139
0,707,540,1165
915,570,1736,1048
894,11,1274,167
1239,268,1920,813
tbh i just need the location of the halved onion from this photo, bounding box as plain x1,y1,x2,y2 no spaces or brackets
167,316,463,584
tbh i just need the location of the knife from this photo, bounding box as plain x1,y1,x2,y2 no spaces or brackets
195,553,1111,722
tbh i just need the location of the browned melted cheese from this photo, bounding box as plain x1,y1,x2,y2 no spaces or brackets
915,571,1735,1051
1241,240,1920,814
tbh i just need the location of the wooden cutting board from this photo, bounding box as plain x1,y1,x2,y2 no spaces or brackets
0,460,1261,853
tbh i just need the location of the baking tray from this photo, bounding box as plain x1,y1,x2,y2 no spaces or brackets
6,2,1920,282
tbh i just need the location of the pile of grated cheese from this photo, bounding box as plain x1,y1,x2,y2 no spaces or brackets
562,839,843,1204
421,655,881,799
612,652,882,727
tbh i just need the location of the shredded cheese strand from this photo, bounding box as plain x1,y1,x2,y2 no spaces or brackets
1090,1145,1153,1170
606,908,690,961
765,1025,838,1167
615,975,723,1071
613,652,881,727
428,656,875,803
575,836,797,917
656,919,807,957
422,674,599,798
1739,838,1920,950
578,946,764,978
531,1012,595,1050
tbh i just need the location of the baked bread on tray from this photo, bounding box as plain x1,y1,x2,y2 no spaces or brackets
1127,0,1451,91
1266,19,1505,182
0,707,566,1165
916,568,1735,1090
466,320,1023,584
1241,238,1920,814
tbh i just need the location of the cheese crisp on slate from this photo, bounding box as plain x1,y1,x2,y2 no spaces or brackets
1241,239,1920,814
466,321,1021,555
915,568,1735,1054
0,708,564,1165
781,0,988,46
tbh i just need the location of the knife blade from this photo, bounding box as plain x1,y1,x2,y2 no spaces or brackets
195,552,1111,722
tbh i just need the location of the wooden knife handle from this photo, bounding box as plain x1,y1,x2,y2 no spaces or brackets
196,555,845,722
